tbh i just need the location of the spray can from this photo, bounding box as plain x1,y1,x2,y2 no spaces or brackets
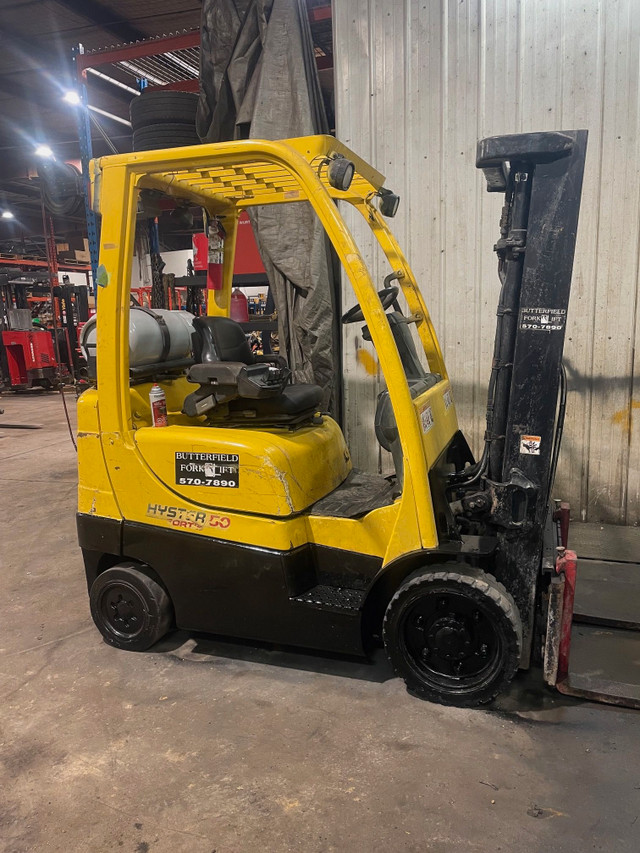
149,384,168,427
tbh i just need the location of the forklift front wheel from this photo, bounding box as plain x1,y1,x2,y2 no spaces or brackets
90,564,174,652
383,567,522,707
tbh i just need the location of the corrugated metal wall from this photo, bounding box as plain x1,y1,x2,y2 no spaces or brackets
333,0,640,525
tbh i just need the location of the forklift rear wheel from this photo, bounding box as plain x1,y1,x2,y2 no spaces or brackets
90,564,173,652
383,567,522,707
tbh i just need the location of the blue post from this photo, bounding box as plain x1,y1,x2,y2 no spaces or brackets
72,45,100,296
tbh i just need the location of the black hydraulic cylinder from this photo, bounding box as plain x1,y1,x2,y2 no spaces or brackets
487,166,532,482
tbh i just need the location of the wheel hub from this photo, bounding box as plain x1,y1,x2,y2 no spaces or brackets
427,616,472,661
107,592,142,633
403,590,503,685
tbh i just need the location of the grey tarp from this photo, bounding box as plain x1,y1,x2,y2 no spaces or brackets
197,0,341,416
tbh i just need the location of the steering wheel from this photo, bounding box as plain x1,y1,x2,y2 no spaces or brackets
341,286,399,325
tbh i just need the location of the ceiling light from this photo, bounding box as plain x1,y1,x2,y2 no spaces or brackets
1,211,14,219
63,90,82,106
87,67,140,96
87,105,132,127
35,144,54,158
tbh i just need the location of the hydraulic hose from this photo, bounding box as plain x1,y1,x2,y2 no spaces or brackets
547,362,567,504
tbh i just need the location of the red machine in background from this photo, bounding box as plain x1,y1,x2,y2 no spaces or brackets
1,327,59,390
0,271,89,391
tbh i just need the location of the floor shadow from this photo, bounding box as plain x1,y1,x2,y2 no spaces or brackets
151,629,591,710
151,629,395,684
489,667,584,721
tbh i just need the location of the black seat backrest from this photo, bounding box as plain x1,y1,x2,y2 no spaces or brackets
192,316,254,365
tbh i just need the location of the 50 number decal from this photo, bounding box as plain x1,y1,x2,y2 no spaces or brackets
147,504,231,531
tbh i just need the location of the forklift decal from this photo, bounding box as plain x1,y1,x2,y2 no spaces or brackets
146,504,231,530
519,307,566,333
519,435,542,455
443,389,453,410
175,452,239,488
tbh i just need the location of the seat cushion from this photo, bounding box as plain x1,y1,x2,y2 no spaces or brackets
228,383,322,416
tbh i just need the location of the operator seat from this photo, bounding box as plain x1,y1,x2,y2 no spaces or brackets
183,315,323,423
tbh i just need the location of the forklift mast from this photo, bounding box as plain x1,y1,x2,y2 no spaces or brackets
470,130,588,660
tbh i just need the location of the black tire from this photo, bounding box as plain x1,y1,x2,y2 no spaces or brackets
130,91,199,131
383,566,522,707
132,123,200,152
40,161,84,217
89,563,173,652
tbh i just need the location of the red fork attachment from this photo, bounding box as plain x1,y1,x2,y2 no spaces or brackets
543,546,577,688
543,500,576,690
544,503,640,708
554,548,577,691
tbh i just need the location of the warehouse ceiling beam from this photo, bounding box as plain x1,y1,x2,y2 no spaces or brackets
75,31,200,75
52,0,148,44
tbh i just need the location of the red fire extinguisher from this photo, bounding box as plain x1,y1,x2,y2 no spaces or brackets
230,287,249,322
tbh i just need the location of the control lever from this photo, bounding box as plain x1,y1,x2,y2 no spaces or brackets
264,366,286,385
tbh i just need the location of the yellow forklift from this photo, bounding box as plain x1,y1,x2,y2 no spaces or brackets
77,131,587,706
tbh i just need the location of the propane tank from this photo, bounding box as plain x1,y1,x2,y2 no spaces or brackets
149,384,168,427
80,308,195,376
230,287,249,322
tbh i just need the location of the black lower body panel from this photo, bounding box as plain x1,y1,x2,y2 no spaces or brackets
78,514,381,656
77,513,123,591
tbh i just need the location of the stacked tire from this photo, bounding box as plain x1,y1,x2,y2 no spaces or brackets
130,90,200,152
38,160,84,217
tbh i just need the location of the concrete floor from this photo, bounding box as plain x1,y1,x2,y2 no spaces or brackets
2,392,640,853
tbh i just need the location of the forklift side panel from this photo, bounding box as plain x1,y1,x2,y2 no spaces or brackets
411,380,459,472
134,416,351,517
77,389,122,521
